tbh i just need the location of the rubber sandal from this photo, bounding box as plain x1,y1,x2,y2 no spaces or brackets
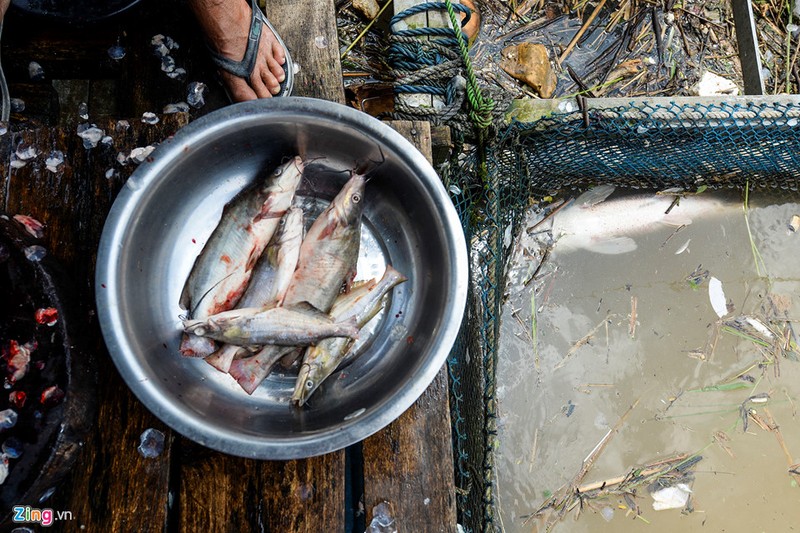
206,0,294,99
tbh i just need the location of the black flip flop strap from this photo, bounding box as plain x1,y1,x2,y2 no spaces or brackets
208,0,262,79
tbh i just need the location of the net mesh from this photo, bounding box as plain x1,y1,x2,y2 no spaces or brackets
445,95,800,533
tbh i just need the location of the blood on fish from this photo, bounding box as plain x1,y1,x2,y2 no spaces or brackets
220,254,232,264
40,385,65,407
9,391,26,409
12,214,45,239
406,336,414,345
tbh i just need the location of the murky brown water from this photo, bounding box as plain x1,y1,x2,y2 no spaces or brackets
497,189,800,532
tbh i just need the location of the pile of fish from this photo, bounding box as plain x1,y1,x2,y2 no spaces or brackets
178,155,406,405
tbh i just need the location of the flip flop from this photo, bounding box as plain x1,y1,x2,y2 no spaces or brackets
207,0,294,99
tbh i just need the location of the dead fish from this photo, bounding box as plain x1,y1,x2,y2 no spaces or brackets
552,186,732,255
293,265,408,406
228,172,367,394
184,303,359,346
282,171,366,311
204,207,304,373
179,156,304,356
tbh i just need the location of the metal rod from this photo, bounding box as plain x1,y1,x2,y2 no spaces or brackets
730,0,765,95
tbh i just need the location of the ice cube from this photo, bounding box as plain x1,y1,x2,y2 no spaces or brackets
15,144,39,161
108,44,126,61
167,67,187,80
367,502,397,533
28,61,45,81
161,55,176,73
163,102,190,114
23,245,47,262
0,409,18,431
137,428,166,458
45,150,65,173
129,145,155,163
187,82,207,109
2,437,23,459
77,124,105,149
141,112,159,125
78,102,89,120
10,98,25,113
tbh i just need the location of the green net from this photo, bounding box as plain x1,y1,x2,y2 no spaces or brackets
445,95,800,533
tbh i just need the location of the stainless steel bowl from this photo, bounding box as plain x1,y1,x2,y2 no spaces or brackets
96,98,468,459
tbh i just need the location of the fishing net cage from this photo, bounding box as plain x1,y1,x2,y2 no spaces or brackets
443,94,800,533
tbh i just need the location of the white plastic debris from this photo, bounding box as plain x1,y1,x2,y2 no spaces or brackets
695,71,739,96
674,238,691,255
708,276,728,318
651,483,692,510
187,82,207,109
789,214,800,232
745,317,773,338
600,505,614,521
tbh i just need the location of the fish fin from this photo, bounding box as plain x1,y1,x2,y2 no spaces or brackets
585,236,638,255
575,184,616,207
286,301,332,319
383,264,409,284
204,344,246,373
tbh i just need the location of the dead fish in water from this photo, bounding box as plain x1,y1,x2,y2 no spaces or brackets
551,185,732,255
204,207,304,373
229,172,367,394
179,156,304,356
184,303,359,346
292,265,408,407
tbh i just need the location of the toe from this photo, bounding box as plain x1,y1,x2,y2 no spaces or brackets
249,67,275,98
220,71,258,102
269,40,287,83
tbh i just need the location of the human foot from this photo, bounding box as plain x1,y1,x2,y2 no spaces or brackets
189,0,289,101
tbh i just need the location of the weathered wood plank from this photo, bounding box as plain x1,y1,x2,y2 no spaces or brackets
362,120,457,533
0,114,190,532
176,2,347,532
266,0,346,104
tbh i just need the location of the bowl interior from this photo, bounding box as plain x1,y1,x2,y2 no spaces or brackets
97,98,466,458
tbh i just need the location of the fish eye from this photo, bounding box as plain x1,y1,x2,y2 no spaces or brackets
194,327,206,336
273,167,283,176
352,193,361,203
305,380,314,390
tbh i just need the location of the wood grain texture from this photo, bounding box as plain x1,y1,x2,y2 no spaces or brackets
266,0,346,104
362,120,457,533
0,114,190,532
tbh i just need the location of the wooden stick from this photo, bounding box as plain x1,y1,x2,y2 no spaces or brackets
558,0,609,65
554,313,613,370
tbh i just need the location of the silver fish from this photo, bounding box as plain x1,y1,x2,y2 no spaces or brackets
184,303,359,346
292,265,408,406
204,207,304,372
228,172,367,393
552,186,732,255
179,156,304,356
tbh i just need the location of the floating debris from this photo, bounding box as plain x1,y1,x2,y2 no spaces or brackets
28,61,45,81
708,277,729,318
789,215,800,233
685,265,710,289
650,483,692,511
694,71,739,96
0,409,18,431
78,102,89,120
187,82,207,109
40,385,65,407
10,98,25,113
137,428,166,458
108,43,126,61
76,124,105,149
23,245,47,262
34,308,58,326
141,112,159,125
600,506,614,522
13,215,44,238
2,437,23,459
163,102,190,114
45,151,65,173
674,239,691,255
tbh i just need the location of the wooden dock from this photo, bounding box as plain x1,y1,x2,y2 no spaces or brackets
0,1,458,531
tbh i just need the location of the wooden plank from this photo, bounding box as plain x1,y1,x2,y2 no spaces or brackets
266,0,346,104
0,114,190,532
176,2,347,532
362,120,457,533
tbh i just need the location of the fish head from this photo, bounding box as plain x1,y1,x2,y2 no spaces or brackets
268,156,305,193
183,317,222,337
292,361,323,406
331,172,367,226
